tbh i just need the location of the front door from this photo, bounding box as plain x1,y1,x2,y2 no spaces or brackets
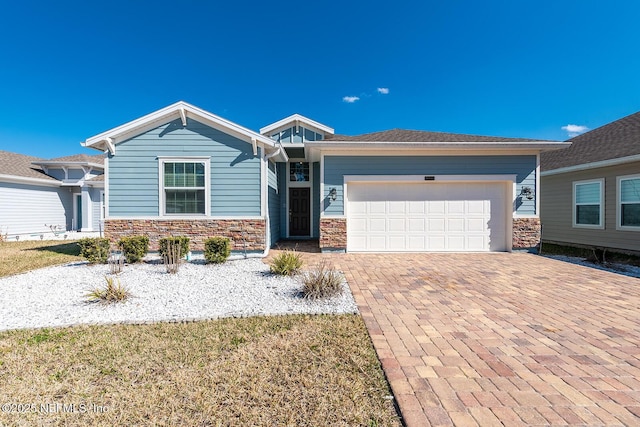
289,188,310,236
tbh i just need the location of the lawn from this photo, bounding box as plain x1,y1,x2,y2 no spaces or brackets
0,240,82,277
0,241,401,426
0,316,400,426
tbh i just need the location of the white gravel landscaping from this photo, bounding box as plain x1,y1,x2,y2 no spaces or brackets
0,256,358,332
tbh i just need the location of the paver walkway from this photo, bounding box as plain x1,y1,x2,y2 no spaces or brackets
270,247,640,426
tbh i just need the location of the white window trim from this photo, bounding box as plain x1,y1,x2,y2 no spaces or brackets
617,174,640,231
573,178,604,229
100,190,105,221
158,157,211,217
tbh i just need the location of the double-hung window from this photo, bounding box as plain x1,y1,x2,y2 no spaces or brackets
573,179,604,228
160,158,209,216
618,174,640,230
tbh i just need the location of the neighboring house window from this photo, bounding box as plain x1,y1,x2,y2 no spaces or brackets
161,160,209,215
573,179,604,228
618,175,640,230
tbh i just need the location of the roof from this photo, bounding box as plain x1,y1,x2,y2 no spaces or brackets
33,153,105,168
0,150,58,182
326,128,546,143
541,111,640,172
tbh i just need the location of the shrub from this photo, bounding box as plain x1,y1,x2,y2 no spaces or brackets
301,260,344,300
118,235,149,263
159,236,190,258
77,237,111,264
269,250,303,276
204,237,231,264
163,240,182,274
86,276,131,304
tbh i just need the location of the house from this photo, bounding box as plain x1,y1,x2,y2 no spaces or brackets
540,111,640,255
0,151,104,239
81,101,568,254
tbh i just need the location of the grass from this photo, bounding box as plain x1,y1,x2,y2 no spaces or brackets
0,316,401,426
0,240,82,278
86,276,132,304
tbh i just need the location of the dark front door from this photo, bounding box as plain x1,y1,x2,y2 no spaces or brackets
289,188,310,236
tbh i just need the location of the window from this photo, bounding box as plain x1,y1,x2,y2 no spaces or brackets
573,179,603,228
618,175,640,230
161,160,209,215
289,162,309,182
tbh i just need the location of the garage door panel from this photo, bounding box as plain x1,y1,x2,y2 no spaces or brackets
347,182,507,252
409,201,426,214
370,218,386,232
388,218,406,232
409,218,426,232
388,201,406,214
370,202,386,214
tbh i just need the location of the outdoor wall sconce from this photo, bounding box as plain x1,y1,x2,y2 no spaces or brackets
520,186,534,200
329,187,337,201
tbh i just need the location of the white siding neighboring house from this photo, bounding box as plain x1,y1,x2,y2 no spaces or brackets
0,150,104,240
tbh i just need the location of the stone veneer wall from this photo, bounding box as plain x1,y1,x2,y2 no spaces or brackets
512,218,541,249
104,219,266,251
319,218,347,251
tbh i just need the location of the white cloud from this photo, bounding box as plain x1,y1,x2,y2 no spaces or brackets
562,124,589,137
377,87,390,95
342,96,360,103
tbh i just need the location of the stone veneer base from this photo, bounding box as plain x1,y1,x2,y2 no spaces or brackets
512,218,541,250
104,219,266,252
319,218,347,251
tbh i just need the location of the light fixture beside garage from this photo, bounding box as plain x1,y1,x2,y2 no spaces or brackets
329,187,337,201
520,186,534,200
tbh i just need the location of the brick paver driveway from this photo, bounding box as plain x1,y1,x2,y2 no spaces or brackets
331,253,640,426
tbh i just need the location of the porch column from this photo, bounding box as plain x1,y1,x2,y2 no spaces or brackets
81,186,92,232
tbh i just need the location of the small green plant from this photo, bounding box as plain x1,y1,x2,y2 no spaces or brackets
77,237,111,264
159,236,190,258
301,260,344,300
163,240,182,274
269,250,303,276
204,237,231,264
117,235,149,263
86,276,132,304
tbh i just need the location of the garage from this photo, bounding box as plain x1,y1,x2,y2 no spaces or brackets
346,181,509,252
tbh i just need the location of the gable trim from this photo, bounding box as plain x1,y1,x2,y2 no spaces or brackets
82,101,280,156
0,174,62,187
260,114,334,136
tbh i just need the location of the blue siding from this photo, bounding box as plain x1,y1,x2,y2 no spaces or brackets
46,169,66,181
0,181,72,236
323,155,537,216
313,161,320,238
109,118,261,217
268,187,280,246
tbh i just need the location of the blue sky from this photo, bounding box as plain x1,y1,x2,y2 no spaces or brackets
2,1,640,158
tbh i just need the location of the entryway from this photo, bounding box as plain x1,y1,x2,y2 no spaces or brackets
289,188,310,236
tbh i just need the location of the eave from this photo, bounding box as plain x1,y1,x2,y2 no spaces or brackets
541,153,640,177
0,174,62,187
304,140,571,162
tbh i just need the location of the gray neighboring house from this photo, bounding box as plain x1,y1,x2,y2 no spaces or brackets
0,151,105,239
540,111,640,255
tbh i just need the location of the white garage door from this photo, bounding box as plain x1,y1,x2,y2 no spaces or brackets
347,182,508,252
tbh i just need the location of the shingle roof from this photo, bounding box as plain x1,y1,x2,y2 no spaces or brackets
325,128,544,143
541,111,640,172
37,153,105,165
0,150,58,181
